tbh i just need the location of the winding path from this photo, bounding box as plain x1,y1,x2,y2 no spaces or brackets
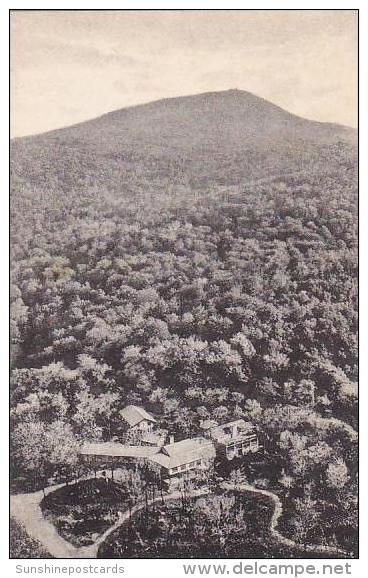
80,487,210,558
11,479,351,559
221,482,350,558
11,485,78,558
322,417,357,441
10,483,209,559
11,414,356,559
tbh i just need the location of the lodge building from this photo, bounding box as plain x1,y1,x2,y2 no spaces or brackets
79,405,261,485
205,419,261,459
149,437,216,487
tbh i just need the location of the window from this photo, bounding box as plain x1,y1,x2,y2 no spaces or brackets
172,467,178,473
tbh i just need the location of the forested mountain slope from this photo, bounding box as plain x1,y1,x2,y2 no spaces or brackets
11,89,356,194
10,91,358,555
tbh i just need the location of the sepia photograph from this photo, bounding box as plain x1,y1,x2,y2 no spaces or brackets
9,8,358,561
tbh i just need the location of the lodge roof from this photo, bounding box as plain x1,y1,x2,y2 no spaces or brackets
199,419,219,430
210,418,255,443
140,431,167,446
80,442,159,459
149,437,216,470
120,405,156,427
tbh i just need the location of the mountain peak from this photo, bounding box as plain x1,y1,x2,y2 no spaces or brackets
92,88,354,147
11,89,356,195
103,88,289,120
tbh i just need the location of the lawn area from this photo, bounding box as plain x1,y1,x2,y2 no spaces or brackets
41,478,128,547
97,488,300,558
10,518,53,558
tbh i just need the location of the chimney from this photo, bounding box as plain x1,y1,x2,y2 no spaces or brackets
168,434,174,445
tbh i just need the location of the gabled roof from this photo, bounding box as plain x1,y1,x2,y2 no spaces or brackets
199,419,219,430
80,442,159,459
221,418,249,428
120,405,156,427
149,437,216,470
141,431,167,447
210,419,255,443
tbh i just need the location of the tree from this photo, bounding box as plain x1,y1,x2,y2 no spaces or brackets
229,468,246,489
11,419,78,491
326,459,349,490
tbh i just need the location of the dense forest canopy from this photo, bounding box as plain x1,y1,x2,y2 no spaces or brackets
10,91,358,554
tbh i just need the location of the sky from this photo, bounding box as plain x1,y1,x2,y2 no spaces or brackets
10,10,358,137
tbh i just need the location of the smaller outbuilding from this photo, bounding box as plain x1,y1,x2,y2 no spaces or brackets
120,405,156,434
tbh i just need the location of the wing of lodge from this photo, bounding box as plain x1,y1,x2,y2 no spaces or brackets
202,418,260,459
79,405,262,488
